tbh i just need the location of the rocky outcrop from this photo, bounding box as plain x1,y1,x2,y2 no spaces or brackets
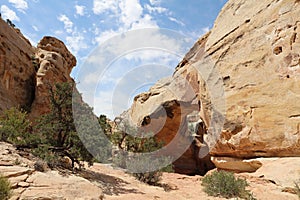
0,17,76,119
126,0,300,173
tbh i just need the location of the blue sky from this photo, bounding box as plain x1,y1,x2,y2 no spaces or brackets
0,0,227,118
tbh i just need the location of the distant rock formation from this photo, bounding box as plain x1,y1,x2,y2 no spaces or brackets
0,18,76,119
125,0,300,174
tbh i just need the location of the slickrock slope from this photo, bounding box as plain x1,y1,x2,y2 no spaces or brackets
126,0,300,173
0,18,76,119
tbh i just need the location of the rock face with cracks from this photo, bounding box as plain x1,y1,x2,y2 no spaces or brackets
0,18,76,119
125,0,300,174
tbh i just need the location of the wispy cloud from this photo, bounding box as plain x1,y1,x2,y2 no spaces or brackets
0,5,20,21
75,5,85,16
168,17,185,26
32,25,38,31
149,0,161,6
8,0,28,13
57,14,73,33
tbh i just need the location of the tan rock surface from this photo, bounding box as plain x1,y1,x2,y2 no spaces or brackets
0,18,35,112
205,0,300,158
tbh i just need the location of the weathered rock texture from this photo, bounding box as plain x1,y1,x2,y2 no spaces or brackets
126,0,300,174
0,18,76,119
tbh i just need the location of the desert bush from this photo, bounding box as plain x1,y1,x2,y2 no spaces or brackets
202,170,256,199
0,175,11,200
34,160,49,172
111,121,173,185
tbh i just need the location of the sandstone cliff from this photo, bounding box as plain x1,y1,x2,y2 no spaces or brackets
126,0,300,174
0,18,76,119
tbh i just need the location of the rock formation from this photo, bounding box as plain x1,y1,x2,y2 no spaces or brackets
0,17,76,119
126,0,300,174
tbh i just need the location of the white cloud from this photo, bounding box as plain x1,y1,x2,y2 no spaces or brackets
131,14,158,29
93,0,118,15
93,0,159,45
8,0,28,12
119,0,143,29
145,4,167,14
75,5,85,16
66,31,88,55
0,5,20,21
94,29,122,45
149,0,161,6
57,14,73,33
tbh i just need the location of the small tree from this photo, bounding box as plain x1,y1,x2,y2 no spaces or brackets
35,82,94,168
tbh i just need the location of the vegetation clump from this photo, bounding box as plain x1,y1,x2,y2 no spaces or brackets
110,122,173,186
202,170,256,199
0,175,11,200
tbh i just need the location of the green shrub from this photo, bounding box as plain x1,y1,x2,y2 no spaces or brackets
0,175,11,200
202,170,256,199
0,107,39,147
